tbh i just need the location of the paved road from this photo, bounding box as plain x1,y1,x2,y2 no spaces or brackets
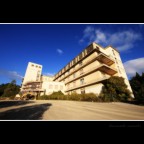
0,100,144,120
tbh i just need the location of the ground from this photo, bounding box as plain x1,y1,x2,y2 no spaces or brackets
0,100,144,120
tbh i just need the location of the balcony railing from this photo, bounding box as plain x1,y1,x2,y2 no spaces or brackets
96,53,115,66
56,53,115,82
21,88,45,92
65,64,117,84
65,76,110,92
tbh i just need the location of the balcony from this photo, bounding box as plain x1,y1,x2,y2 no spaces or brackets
65,76,109,92
58,56,98,82
97,65,117,75
56,53,116,82
22,88,45,92
96,53,114,66
65,64,117,84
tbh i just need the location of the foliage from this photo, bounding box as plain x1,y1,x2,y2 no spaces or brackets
100,76,131,102
0,80,20,97
0,83,9,96
38,91,101,102
130,72,144,103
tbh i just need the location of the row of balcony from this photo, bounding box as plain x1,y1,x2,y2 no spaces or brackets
54,53,115,81
23,81,42,86
65,76,110,92
54,44,96,79
22,88,45,92
54,46,112,79
60,63,117,85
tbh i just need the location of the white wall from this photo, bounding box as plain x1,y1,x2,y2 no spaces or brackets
23,62,42,84
85,83,104,94
42,81,65,95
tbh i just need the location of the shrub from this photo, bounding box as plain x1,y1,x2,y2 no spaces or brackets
38,92,100,102
100,76,131,102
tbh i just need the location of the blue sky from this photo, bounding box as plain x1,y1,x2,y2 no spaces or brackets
0,24,144,85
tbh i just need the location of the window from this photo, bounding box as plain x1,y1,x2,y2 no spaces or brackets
73,66,75,71
37,74,40,77
86,45,93,54
49,85,53,89
39,66,41,68
36,65,38,68
31,64,34,67
80,78,84,85
68,63,70,69
81,88,85,94
37,74,40,80
79,53,83,60
112,50,115,56
83,50,86,57
68,70,70,74
73,81,76,87
60,86,63,90
67,77,69,81
79,61,83,66
55,85,58,89
73,59,76,65
73,73,76,79
80,69,83,75
67,84,70,89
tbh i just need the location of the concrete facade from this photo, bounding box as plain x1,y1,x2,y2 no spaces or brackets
21,42,133,97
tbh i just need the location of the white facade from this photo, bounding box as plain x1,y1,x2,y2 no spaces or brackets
104,45,133,95
21,63,66,95
41,81,65,95
22,62,42,84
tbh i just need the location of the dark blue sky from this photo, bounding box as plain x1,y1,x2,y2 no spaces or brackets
0,24,144,85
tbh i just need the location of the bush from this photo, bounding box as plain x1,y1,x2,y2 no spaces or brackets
100,76,131,102
38,92,101,102
38,91,65,100
38,95,49,100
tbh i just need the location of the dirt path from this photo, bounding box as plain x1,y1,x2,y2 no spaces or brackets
0,100,144,120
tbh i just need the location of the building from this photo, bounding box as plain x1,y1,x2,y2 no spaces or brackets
53,42,133,96
21,42,133,97
21,62,65,96
41,75,65,95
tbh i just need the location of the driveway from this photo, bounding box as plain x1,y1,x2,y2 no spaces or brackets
0,100,144,120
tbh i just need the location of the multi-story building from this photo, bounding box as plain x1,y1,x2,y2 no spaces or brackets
21,62,44,97
41,75,65,95
53,42,133,96
21,42,133,97
21,62,65,96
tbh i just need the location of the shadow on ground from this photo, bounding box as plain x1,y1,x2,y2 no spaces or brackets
0,103,52,120
0,101,35,108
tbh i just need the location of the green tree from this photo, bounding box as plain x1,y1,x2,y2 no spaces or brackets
0,83,9,96
2,80,20,97
130,72,144,103
100,76,131,102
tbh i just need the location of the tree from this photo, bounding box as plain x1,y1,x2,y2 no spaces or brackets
1,80,20,97
100,76,131,102
0,83,9,96
130,72,144,103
